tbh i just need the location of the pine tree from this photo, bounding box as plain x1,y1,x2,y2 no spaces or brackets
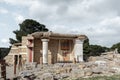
9,19,48,44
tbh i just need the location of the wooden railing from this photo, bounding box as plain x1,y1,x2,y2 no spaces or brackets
0,59,6,80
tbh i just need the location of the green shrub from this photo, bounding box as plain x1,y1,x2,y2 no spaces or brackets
78,75,120,80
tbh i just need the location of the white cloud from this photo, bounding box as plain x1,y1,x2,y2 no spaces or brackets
3,0,34,6
50,24,70,33
0,22,7,26
29,0,58,21
27,0,120,47
1,39,9,43
0,0,4,3
0,39,10,47
0,8,8,14
27,0,116,25
14,14,25,23
1,0,120,47
100,16,120,26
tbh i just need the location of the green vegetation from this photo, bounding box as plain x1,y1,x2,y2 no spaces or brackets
89,45,109,56
0,47,10,59
78,75,120,80
83,39,120,60
111,42,120,53
83,38,109,61
62,74,120,80
9,19,49,44
83,38,90,55
83,38,109,56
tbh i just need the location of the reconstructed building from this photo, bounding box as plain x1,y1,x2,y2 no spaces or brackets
5,32,87,64
5,37,28,65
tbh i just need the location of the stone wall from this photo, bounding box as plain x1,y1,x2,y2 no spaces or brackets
24,35,76,64
9,46,19,54
48,39,59,64
69,40,74,61
22,36,27,46
33,39,74,64
57,40,74,62
34,39,42,64
5,36,28,65
18,52,120,80
5,55,13,65
34,39,59,64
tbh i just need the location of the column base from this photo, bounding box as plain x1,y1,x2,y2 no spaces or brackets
43,63,48,65
75,55,83,62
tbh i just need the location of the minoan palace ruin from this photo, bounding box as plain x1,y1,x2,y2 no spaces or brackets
6,32,87,64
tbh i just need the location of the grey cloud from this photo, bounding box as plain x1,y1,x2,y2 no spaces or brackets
2,0,120,47
57,4,68,15
42,0,76,5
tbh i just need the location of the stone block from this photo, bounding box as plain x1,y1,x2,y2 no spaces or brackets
95,60,107,67
71,70,85,78
84,68,93,76
41,73,54,80
79,64,86,69
88,57,96,61
107,54,114,59
92,68,103,74
85,71,93,76
111,67,120,73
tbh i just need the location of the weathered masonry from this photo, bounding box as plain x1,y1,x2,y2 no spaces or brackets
6,32,87,64
27,32,87,64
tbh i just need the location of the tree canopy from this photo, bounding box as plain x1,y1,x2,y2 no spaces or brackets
9,19,49,44
83,38,90,54
89,45,109,56
111,42,120,53
83,39,109,60
0,48,10,59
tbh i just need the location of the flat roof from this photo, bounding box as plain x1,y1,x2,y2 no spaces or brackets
30,32,87,40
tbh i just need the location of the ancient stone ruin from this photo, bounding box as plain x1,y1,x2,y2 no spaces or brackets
16,51,120,80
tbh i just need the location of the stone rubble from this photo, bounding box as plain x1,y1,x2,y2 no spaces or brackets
16,51,120,80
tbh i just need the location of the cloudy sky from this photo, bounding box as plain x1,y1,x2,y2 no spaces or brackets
0,0,120,47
